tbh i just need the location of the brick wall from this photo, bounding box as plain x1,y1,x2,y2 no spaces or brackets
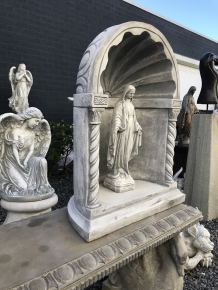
0,0,218,122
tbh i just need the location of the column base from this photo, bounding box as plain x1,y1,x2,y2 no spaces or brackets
0,193,58,224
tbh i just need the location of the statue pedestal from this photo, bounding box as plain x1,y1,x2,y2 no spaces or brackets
68,181,185,242
0,193,58,224
185,114,218,220
103,173,135,193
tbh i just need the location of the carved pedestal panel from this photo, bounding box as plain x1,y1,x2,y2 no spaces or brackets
3,205,202,290
103,234,186,290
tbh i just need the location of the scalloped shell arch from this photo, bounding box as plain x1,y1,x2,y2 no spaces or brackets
76,22,179,99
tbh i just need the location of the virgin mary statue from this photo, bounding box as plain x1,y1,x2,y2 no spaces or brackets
104,85,142,193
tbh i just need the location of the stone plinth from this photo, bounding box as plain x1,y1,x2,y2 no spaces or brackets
0,205,202,290
185,114,218,220
68,181,185,241
0,193,58,224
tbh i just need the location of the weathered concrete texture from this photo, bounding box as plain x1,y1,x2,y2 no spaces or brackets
69,21,182,242
185,114,218,220
100,108,168,184
68,181,185,242
0,205,202,290
103,235,186,290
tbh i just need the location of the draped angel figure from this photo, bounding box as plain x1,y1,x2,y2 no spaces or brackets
107,85,142,177
8,64,33,114
0,107,54,201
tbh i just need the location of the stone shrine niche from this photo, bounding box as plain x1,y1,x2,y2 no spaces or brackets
68,22,184,242
99,30,179,184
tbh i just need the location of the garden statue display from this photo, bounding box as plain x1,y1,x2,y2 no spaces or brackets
0,66,57,224
68,21,187,243
8,64,33,114
177,86,199,145
197,52,218,105
104,85,142,192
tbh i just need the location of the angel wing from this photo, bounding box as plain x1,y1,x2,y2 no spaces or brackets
33,119,51,157
26,70,33,96
9,67,16,95
0,113,23,160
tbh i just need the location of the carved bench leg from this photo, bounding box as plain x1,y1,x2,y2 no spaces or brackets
103,234,187,290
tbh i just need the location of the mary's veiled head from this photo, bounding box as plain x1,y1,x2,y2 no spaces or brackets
120,85,136,101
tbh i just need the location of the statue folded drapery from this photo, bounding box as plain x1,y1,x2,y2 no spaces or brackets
8,64,33,114
104,85,142,192
0,107,54,201
177,86,199,146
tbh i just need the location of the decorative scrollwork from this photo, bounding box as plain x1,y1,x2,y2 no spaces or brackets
94,96,108,106
76,26,118,94
172,99,182,109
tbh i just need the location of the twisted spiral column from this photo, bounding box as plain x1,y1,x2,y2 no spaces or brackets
165,109,180,184
87,108,104,209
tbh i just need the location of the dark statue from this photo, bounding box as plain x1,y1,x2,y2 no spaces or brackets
177,86,199,146
197,52,218,105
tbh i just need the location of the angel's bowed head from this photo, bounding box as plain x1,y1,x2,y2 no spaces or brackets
0,107,54,201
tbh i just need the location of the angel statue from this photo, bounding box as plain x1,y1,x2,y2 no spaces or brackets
0,107,55,201
8,64,33,114
104,85,142,193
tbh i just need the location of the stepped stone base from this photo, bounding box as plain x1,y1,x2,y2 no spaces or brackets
68,181,185,242
103,173,135,193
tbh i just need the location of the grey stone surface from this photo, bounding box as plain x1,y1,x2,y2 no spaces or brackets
102,234,186,290
100,107,169,184
0,204,202,290
68,181,185,241
185,114,218,220
75,22,180,96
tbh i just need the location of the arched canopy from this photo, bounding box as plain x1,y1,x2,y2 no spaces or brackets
76,21,179,99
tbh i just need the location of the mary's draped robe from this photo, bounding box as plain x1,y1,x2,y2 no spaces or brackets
107,99,142,176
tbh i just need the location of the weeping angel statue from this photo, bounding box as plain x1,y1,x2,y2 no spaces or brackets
0,107,55,201
8,64,33,114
